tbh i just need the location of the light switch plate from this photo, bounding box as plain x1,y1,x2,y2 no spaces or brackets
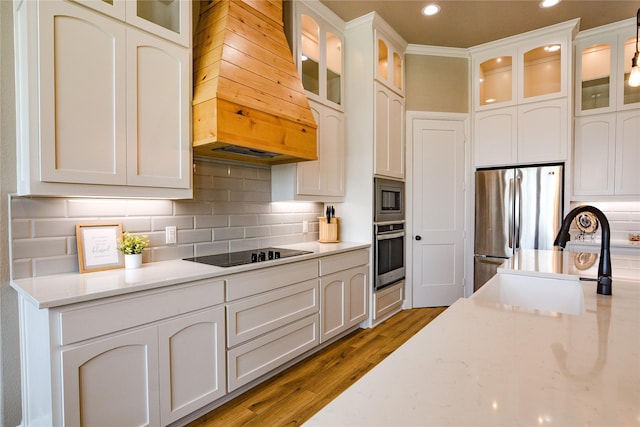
165,226,177,245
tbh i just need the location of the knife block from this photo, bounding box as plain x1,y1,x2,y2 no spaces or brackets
318,217,339,243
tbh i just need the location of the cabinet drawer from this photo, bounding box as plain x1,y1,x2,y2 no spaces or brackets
227,279,318,348
227,314,319,392
226,260,318,301
319,249,369,276
374,281,404,320
58,279,224,345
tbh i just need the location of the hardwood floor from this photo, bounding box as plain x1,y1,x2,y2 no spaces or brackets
187,307,447,427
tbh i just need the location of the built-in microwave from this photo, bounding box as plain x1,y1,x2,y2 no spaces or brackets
374,177,404,223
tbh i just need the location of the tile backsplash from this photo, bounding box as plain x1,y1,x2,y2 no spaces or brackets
10,159,323,279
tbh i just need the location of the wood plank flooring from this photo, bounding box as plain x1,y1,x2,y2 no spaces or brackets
186,307,447,427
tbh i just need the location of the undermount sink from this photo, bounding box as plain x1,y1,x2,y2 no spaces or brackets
472,273,585,315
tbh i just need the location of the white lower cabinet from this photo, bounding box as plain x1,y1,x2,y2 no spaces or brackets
17,279,225,427
320,266,369,342
225,264,320,392
319,249,369,342
15,249,372,426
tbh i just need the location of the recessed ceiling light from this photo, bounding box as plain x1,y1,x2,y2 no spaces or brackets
422,4,441,16
539,0,561,8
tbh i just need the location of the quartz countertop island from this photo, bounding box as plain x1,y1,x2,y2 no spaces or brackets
304,250,640,426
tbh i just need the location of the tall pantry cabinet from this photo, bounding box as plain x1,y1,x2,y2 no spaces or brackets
341,13,407,325
13,0,192,198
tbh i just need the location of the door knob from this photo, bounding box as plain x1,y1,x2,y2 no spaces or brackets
415,235,422,241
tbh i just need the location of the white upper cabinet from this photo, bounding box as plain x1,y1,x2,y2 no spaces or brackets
572,18,640,200
472,19,576,111
71,0,191,46
294,2,344,109
13,0,192,198
376,33,404,95
272,0,345,201
471,19,577,168
575,18,640,115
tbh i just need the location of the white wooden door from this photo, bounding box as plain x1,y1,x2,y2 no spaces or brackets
412,119,466,307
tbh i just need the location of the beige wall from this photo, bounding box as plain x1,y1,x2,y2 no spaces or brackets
405,54,469,113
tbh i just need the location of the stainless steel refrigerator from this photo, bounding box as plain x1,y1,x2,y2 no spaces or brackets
474,164,564,291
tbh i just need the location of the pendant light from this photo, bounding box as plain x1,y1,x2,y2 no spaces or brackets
629,8,640,88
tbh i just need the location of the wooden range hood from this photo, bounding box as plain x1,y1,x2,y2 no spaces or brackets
192,0,317,165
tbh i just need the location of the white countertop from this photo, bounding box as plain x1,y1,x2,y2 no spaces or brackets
305,250,640,426
11,241,369,309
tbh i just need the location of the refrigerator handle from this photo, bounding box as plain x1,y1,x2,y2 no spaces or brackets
515,175,522,249
508,178,513,249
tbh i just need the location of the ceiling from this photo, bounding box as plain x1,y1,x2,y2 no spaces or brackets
318,1,640,48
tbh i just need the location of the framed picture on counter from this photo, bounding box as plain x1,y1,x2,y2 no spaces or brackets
76,222,124,273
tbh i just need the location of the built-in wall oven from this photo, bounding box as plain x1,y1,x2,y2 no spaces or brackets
374,178,405,291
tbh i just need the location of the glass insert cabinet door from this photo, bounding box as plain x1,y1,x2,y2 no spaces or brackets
376,38,403,92
522,44,562,99
300,13,343,106
479,55,513,106
580,42,612,111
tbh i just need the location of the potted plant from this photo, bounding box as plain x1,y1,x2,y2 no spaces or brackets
117,231,149,269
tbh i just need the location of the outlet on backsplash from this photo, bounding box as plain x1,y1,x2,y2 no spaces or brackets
302,220,309,233
165,226,177,245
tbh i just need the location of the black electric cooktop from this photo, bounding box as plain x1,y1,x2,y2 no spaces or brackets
184,247,312,267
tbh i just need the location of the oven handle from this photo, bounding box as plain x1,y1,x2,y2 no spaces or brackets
376,231,405,240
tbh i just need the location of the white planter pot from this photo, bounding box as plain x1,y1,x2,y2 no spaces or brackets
124,253,142,269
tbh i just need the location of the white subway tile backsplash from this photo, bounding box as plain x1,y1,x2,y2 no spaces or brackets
11,260,32,280
33,219,78,237
10,220,31,239
194,215,228,229
213,227,244,241
125,199,173,216
119,218,153,233
12,238,68,260
11,198,66,218
151,216,193,231
174,201,213,216
67,199,127,217
244,226,271,238
178,229,212,244
9,159,323,278
193,241,229,256
33,256,80,276
229,215,258,227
